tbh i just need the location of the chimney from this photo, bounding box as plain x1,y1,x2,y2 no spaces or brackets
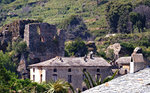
89,51,94,59
58,56,63,62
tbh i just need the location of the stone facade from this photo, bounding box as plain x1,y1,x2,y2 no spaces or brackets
30,66,111,90
29,56,112,91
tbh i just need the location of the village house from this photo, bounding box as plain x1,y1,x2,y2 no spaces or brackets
29,54,112,91
115,51,146,74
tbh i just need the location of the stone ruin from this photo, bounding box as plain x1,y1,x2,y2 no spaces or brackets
24,23,65,63
0,20,65,78
0,20,39,51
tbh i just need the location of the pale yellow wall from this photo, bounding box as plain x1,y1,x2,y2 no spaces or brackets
123,65,130,71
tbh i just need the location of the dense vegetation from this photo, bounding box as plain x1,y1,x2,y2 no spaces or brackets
65,39,88,57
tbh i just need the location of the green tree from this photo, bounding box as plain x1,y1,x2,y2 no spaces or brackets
65,39,88,57
0,51,16,72
129,12,146,33
106,1,132,33
59,15,90,40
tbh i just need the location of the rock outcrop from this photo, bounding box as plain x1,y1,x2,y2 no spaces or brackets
106,43,121,60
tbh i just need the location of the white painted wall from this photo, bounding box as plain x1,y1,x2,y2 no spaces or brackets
130,62,134,73
42,68,46,82
130,62,145,73
30,67,46,83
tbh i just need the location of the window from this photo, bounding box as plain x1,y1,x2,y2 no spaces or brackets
40,74,42,82
68,75,72,83
96,74,100,79
33,75,35,82
97,69,100,72
83,68,86,72
53,68,57,72
68,68,71,72
33,68,35,73
53,74,57,81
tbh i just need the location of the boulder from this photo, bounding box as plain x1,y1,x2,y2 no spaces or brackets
107,43,121,60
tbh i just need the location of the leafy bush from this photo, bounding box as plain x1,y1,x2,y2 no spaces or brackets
65,39,88,57
58,15,90,40
106,1,132,33
7,40,27,54
0,51,16,72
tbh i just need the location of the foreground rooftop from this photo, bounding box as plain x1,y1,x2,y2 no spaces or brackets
83,68,150,93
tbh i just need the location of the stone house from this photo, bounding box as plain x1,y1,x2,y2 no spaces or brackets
115,53,146,74
29,56,112,91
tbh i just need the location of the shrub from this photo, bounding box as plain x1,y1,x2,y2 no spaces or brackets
65,39,88,57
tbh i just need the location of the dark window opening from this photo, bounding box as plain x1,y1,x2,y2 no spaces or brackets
97,69,100,72
125,69,128,74
33,68,35,72
33,75,35,82
68,75,72,83
96,74,100,79
83,68,86,72
68,68,71,72
53,74,57,81
54,68,57,72
120,66,122,68
40,74,42,82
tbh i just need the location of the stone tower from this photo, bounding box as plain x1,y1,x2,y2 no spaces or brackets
24,23,65,63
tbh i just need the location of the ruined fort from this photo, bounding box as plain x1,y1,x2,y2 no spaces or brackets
0,20,65,63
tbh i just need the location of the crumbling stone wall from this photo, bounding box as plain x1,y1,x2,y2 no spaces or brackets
0,20,39,51
24,23,65,63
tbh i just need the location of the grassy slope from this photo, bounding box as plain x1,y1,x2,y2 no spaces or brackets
1,0,108,30
0,0,143,34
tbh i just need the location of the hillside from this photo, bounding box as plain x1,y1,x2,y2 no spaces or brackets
0,0,145,32
0,0,150,59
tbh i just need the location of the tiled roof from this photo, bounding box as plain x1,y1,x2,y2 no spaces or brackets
83,68,150,93
29,57,111,67
115,57,131,64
